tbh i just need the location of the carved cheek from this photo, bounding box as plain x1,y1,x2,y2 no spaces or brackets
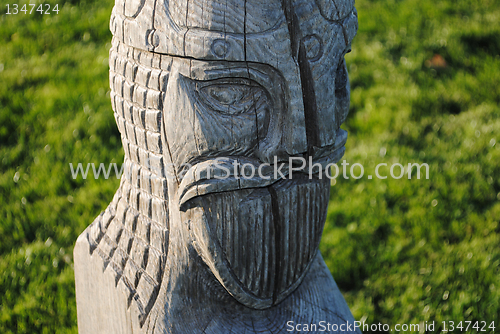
162,72,201,170
163,72,271,171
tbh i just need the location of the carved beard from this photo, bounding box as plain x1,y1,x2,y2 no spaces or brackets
183,173,330,309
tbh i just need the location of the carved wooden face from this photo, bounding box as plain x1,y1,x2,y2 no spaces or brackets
165,54,341,308
162,17,356,308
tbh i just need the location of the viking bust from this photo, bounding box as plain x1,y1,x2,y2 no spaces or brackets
74,0,359,333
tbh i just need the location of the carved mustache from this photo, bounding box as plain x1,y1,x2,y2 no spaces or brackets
178,130,347,209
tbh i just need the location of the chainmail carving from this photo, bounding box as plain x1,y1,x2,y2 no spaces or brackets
86,38,170,326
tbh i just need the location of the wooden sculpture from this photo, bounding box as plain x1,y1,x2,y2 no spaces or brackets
74,0,360,332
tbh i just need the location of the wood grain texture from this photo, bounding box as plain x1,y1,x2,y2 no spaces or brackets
75,1,360,332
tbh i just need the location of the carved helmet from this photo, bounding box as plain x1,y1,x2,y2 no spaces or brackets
111,0,357,156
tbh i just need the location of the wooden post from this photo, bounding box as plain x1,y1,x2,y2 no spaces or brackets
75,0,361,332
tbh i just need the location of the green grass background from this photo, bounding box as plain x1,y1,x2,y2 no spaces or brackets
0,0,499,333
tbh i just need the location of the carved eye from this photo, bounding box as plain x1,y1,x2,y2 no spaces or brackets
205,85,248,105
197,80,265,115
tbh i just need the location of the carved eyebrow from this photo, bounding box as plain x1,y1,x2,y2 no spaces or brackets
186,60,279,90
194,67,252,81
195,77,261,90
